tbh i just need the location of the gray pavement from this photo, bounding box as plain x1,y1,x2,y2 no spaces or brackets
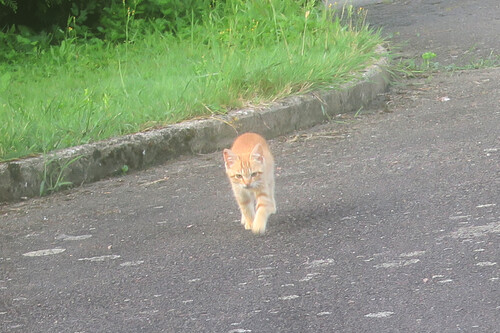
365,0,500,67
1,0,500,332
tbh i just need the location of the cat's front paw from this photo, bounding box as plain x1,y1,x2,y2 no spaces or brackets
241,217,252,230
251,222,266,235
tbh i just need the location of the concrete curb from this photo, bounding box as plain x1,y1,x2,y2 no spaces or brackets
0,49,390,203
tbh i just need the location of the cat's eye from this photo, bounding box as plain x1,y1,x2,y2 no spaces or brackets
234,174,243,179
251,172,260,178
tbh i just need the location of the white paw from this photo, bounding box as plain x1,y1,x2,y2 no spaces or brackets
251,223,266,235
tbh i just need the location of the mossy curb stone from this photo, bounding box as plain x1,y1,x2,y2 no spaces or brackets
0,47,390,203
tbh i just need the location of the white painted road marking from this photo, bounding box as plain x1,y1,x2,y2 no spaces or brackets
374,259,420,269
120,260,144,267
317,312,332,316
305,258,335,269
365,311,395,318
78,255,121,262
440,221,500,240
476,204,496,208
476,262,497,267
55,234,92,241
278,295,300,300
399,251,426,257
22,248,66,257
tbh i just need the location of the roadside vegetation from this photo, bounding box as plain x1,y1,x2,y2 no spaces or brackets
394,50,500,79
0,0,384,162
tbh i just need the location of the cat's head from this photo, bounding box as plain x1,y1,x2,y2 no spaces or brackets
223,144,265,189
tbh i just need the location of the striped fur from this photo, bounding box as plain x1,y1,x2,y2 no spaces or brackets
223,133,276,234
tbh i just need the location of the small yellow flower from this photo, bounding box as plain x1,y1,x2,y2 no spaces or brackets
305,10,310,18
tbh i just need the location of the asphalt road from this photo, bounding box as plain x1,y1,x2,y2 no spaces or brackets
365,0,500,67
1,0,499,332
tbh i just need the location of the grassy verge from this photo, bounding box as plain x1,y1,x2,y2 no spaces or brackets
0,1,383,162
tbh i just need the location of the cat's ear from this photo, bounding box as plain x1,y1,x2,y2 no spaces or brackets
223,149,238,168
251,143,264,163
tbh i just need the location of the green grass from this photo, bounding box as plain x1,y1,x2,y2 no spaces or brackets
391,50,500,79
0,0,384,162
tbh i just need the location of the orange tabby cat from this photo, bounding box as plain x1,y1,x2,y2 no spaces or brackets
223,133,276,234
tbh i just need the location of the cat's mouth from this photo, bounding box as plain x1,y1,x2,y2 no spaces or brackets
241,182,261,190
236,181,253,189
